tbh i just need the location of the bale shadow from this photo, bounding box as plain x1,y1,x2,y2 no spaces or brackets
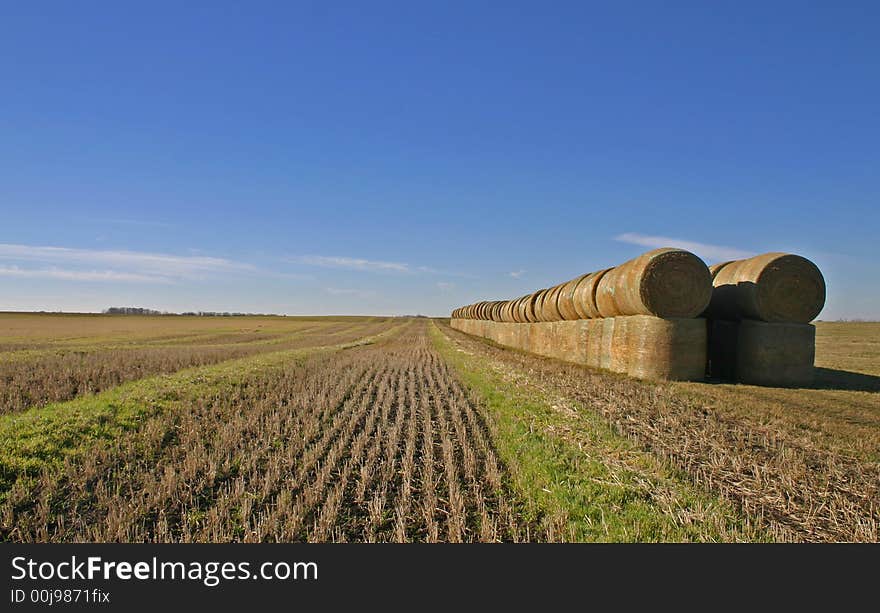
809,367,880,392
701,367,880,391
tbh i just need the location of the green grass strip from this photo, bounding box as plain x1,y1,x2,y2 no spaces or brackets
429,322,766,542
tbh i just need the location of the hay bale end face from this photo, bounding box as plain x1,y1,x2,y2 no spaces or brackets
706,253,826,323
596,248,712,319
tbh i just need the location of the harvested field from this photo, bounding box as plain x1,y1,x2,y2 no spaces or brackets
2,321,543,542
1,314,877,542
438,320,880,542
0,315,395,414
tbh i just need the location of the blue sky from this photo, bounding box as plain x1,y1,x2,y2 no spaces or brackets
1,1,877,318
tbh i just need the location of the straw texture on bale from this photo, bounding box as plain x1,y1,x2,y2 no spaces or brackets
626,316,707,380
538,286,563,322
571,269,611,319
524,291,542,323
735,320,815,387
608,317,630,373
595,248,712,319
450,315,708,381
599,318,615,370
584,319,603,368
706,253,826,323
556,276,586,321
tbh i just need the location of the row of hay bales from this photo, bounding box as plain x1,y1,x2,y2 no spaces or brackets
452,248,713,323
452,316,708,381
451,249,826,386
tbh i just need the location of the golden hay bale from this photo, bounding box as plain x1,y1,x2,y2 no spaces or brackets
525,291,543,322
530,322,555,357
499,301,512,323
626,316,707,381
595,248,711,319
599,318,615,370
491,301,505,322
506,300,519,322
487,321,499,342
510,296,524,323
565,320,590,365
584,319,603,368
532,289,550,322
572,268,612,319
549,321,577,361
500,322,520,347
557,275,587,321
517,295,531,323
608,316,630,373
706,253,826,323
539,284,564,322
735,320,815,387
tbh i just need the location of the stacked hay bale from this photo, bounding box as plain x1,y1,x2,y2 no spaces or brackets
703,253,825,387
450,248,712,381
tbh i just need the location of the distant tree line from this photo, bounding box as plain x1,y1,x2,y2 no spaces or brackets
103,307,279,316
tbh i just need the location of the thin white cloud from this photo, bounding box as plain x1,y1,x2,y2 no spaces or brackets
0,243,254,280
291,255,410,273
436,282,455,291
614,233,755,263
508,270,526,278
0,265,172,283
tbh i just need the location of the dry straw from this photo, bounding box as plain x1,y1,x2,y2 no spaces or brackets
625,316,707,381
584,319,603,368
595,248,712,319
539,285,564,322
706,253,826,323
609,317,630,373
556,276,587,321
599,318,615,370
572,269,611,319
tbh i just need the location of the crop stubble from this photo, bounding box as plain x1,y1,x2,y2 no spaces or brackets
2,321,540,542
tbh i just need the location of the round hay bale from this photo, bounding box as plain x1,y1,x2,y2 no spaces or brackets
515,295,528,323
595,248,712,318
498,301,510,322
503,300,517,322
525,291,543,323
532,289,550,322
557,275,587,321
705,253,826,323
539,284,564,322
572,268,612,319
491,301,505,322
